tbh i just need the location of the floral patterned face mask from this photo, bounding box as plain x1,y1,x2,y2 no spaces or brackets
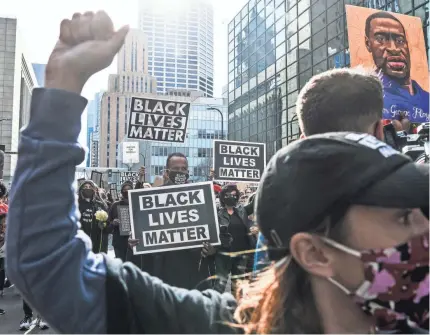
323,232,429,331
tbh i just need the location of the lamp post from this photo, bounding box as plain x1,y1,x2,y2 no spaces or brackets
140,153,146,183
207,107,224,140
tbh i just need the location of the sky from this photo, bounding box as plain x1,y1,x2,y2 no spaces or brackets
1,0,248,149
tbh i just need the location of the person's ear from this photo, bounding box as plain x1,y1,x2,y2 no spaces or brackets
374,120,384,141
289,232,336,279
365,36,371,52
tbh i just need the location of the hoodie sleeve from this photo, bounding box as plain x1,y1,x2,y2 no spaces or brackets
6,88,107,334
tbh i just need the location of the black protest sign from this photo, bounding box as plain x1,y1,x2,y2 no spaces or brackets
90,171,102,187
127,97,190,143
213,140,266,183
120,172,139,185
118,206,132,236
77,178,86,187
128,181,220,255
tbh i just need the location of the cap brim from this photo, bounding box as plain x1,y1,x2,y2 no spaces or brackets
354,163,429,209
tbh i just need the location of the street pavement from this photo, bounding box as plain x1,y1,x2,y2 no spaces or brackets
0,247,230,333
0,286,54,334
0,248,115,334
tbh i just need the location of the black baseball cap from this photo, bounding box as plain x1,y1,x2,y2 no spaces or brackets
255,132,429,260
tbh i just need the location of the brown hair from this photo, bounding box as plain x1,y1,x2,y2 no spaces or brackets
234,215,347,333
296,67,383,136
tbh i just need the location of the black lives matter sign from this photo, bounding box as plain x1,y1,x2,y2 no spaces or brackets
120,172,139,185
128,182,220,254
213,140,266,183
118,206,131,236
127,97,190,143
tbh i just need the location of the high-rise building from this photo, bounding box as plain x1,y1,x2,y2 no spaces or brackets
138,0,214,97
32,63,46,86
228,0,429,160
86,91,103,167
98,29,157,168
121,93,227,184
0,17,37,183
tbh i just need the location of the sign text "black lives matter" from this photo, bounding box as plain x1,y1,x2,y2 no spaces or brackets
128,182,220,254
127,97,190,143
213,140,266,183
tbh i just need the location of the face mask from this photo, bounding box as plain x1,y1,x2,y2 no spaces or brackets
324,232,429,330
224,196,238,207
168,171,189,185
82,189,94,199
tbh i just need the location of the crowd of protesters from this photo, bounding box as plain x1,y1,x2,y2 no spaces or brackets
1,10,428,335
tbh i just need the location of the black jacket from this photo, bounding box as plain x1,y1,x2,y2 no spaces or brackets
78,197,109,254
108,199,129,248
105,256,237,334
130,181,215,290
217,203,256,250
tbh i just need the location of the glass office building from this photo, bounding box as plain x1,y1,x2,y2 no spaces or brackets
227,0,429,159
138,0,214,97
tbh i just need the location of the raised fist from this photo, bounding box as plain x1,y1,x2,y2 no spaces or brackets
45,11,129,94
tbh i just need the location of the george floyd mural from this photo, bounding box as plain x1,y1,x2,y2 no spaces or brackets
346,5,429,124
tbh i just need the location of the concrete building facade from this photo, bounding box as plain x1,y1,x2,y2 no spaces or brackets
0,17,37,183
98,29,157,168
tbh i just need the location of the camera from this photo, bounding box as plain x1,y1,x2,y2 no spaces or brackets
384,122,429,162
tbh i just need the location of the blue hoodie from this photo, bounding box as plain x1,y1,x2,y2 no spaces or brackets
381,74,429,123
6,88,107,333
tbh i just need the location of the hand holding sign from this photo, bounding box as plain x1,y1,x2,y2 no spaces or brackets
45,11,129,94
201,242,216,258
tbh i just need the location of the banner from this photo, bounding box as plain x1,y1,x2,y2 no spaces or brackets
120,171,139,185
213,140,266,183
345,6,429,123
122,142,140,164
128,181,220,254
118,205,132,236
127,97,190,143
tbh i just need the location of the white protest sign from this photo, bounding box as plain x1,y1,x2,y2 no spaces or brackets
122,142,140,164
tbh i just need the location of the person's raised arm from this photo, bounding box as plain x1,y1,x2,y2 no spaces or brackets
6,11,129,333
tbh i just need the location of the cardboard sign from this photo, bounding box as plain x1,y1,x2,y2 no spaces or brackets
77,178,86,187
128,182,220,254
127,97,190,143
213,140,266,183
120,172,139,185
118,205,132,236
123,142,140,164
90,171,102,187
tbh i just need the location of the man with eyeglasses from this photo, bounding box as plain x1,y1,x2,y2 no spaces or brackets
365,11,429,124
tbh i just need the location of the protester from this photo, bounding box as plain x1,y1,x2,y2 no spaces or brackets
134,166,147,189
6,12,429,334
78,180,110,253
212,184,257,293
20,300,49,331
129,155,215,290
253,66,388,269
108,181,133,262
